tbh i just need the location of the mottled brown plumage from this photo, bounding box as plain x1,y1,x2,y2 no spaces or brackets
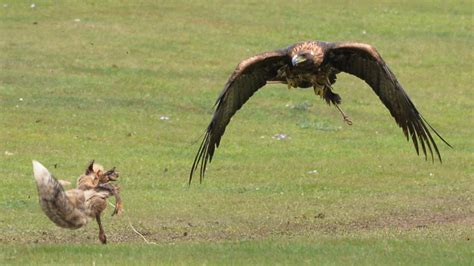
190,41,451,183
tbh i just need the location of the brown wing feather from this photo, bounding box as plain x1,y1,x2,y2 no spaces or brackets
190,50,290,183
325,42,451,161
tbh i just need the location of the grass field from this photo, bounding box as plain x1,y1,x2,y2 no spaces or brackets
1,0,473,265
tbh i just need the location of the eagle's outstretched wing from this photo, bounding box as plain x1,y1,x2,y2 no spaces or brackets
190,50,290,183
325,42,451,161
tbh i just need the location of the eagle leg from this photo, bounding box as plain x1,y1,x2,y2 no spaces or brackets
335,103,353,125
319,79,352,126
313,86,323,96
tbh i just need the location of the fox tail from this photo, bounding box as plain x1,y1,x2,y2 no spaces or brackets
32,160,87,229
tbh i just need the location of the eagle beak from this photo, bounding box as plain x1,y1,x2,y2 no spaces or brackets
291,55,307,66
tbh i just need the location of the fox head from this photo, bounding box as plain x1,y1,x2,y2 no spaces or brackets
101,166,119,183
79,160,119,189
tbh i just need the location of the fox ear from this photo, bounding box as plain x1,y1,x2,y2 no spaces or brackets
85,160,95,175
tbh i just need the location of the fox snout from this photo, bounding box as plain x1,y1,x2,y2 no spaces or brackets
100,167,119,183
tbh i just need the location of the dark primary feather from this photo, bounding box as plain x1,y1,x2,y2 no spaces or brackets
325,42,451,161
190,50,290,183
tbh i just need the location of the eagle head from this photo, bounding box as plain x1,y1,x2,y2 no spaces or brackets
291,51,316,66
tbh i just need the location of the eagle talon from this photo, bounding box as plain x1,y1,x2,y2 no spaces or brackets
343,116,353,125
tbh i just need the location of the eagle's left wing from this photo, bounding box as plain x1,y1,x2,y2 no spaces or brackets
325,42,451,162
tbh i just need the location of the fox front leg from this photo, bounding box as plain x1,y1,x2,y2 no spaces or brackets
98,183,123,216
111,187,123,216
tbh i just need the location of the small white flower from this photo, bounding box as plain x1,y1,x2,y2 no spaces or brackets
160,116,170,121
272,133,289,140
4,151,14,156
19,98,23,101
307,170,318,174
362,30,367,35
30,3,36,8
74,18,81,22
429,173,434,177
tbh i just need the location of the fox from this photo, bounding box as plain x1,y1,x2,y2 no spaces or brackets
76,160,123,216
32,160,122,244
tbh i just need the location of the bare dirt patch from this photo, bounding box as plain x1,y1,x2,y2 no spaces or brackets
3,211,471,245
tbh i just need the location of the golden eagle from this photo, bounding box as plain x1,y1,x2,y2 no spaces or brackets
190,41,451,183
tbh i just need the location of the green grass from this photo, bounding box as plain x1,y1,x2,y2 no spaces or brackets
1,238,472,265
1,0,473,265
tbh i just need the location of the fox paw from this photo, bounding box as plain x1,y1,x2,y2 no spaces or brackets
112,202,123,216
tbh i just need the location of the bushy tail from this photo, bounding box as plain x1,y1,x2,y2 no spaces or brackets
32,161,87,229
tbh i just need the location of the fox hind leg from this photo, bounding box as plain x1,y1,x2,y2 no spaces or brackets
96,214,107,244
